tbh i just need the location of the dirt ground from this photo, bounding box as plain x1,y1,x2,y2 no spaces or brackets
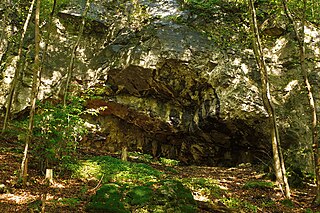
1,137,320,213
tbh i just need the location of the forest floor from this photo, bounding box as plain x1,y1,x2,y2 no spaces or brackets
1,136,320,213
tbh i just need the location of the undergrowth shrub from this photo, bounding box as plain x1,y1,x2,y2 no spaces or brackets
31,97,87,171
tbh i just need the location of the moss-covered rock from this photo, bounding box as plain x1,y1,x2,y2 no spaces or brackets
87,180,196,213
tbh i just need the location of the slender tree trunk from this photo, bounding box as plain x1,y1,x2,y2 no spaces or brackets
282,0,320,204
20,0,41,186
121,146,128,161
249,0,290,198
2,0,36,133
63,0,90,106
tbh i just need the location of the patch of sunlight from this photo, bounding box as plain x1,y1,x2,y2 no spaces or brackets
0,192,37,204
272,37,288,54
54,18,65,32
38,71,62,100
192,192,209,202
181,48,192,61
313,46,320,56
241,63,249,74
85,68,98,80
126,47,134,65
84,121,101,133
139,51,159,69
231,77,241,85
264,38,288,70
52,183,65,189
305,26,320,43
40,40,46,49
3,56,18,84
144,0,182,18
282,80,299,101
77,160,102,180
77,47,89,64
232,57,241,66
284,80,298,92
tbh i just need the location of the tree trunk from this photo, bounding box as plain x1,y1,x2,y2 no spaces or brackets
63,0,90,106
249,0,290,198
121,146,128,161
20,0,41,186
2,0,36,133
282,0,320,204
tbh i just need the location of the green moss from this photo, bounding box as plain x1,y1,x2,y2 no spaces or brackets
221,198,257,212
69,155,163,185
58,198,80,209
70,155,196,212
181,177,223,198
87,183,128,213
280,199,295,208
159,157,180,166
126,186,154,205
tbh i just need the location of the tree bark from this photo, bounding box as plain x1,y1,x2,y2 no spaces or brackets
282,0,320,204
20,0,41,186
249,0,290,198
2,0,36,133
121,146,128,161
63,0,90,106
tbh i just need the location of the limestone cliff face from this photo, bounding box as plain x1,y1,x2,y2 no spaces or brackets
1,0,319,167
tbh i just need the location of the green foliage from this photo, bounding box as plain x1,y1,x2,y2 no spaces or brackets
58,198,80,209
261,199,276,208
221,198,257,212
69,155,163,185
184,0,220,11
181,177,223,198
243,181,274,189
159,157,180,166
280,198,295,208
30,97,87,170
87,183,129,213
129,152,154,163
79,156,196,212
126,185,153,205
304,208,320,213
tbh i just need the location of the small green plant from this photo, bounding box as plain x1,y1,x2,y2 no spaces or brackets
181,177,223,198
261,199,276,207
31,96,87,171
243,181,274,189
221,197,241,209
221,198,257,212
160,157,180,166
305,209,312,213
280,198,295,208
129,152,154,163
58,198,80,209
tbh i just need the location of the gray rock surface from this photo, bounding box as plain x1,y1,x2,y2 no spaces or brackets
1,0,319,167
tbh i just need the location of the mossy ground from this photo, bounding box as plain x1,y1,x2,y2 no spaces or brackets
0,140,320,212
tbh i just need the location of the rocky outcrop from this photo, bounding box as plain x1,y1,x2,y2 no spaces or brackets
1,0,319,167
